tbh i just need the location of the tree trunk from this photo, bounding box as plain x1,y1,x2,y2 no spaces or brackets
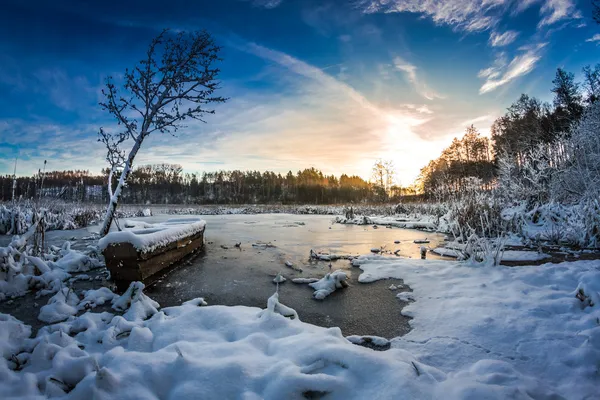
99,139,143,237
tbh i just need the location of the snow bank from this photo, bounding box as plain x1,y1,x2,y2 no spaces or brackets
335,214,437,230
1,282,562,399
432,247,551,262
98,218,206,254
352,255,600,399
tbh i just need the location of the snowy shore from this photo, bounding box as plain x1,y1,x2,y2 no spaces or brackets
1,212,599,399
2,250,599,398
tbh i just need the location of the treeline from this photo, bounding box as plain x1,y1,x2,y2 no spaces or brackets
0,166,409,205
418,64,600,199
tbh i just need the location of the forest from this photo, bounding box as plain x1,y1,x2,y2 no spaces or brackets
417,65,600,202
0,166,395,205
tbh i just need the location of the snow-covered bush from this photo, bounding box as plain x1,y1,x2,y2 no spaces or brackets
555,102,600,202
0,234,103,301
497,145,557,206
444,180,508,240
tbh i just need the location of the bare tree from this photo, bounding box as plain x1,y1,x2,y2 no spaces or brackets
98,29,226,236
371,159,395,200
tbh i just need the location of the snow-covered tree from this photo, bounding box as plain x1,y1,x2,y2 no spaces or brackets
556,101,600,201
98,29,226,236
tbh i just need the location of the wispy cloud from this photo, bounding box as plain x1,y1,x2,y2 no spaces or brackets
586,34,600,43
479,44,546,94
489,30,519,47
393,57,443,100
537,0,580,27
243,0,282,9
355,0,580,34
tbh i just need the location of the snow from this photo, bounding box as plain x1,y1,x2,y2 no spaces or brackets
500,250,551,262
49,248,102,273
78,288,118,310
432,247,551,262
272,273,286,284
309,271,348,300
351,255,600,399
1,239,101,301
346,335,390,347
309,249,354,261
1,277,576,399
111,282,159,321
335,215,437,230
291,278,319,284
432,247,461,258
396,292,415,302
38,287,80,323
98,218,206,253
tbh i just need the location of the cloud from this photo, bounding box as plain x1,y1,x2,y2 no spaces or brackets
479,44,545,94
146,42,447,183
537,0,579,27
460,114,497,127
489,30,519,47
2,40,448,183
243,0,282,9
357,0,502,32
33,69,99,112
355,0,580,33
586,34,600,43
393,57,443,100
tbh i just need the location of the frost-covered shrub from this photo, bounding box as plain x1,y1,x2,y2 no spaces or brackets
497,145,557,206
444,180,508,239
555,102,600,202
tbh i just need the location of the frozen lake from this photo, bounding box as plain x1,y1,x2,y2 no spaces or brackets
1,213,447,338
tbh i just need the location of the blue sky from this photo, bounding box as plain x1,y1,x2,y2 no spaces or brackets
0,0,598,184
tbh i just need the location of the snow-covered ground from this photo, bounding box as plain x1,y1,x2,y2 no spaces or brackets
2,213,599,398
5,266,596,399
353,255,600,399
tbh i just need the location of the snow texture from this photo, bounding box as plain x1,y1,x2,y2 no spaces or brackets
432,247,550,262
273,273,286,284
0,276,574,399
1,239,101,301
309,271,348,300
352,254,600,399
38,287,80,323
291,278,319,284
98,218,206,254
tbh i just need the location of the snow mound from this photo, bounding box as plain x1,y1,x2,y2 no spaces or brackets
309,271,348,300
78,288,118,311
38,287,80,323
112,282,159,321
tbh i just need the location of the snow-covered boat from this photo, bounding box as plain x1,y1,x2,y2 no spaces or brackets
99,218,206,289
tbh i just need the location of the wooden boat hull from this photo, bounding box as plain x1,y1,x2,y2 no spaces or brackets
102,228,204,290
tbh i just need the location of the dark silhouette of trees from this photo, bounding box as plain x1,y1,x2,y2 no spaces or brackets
417,126,495,199
0,166,388,205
